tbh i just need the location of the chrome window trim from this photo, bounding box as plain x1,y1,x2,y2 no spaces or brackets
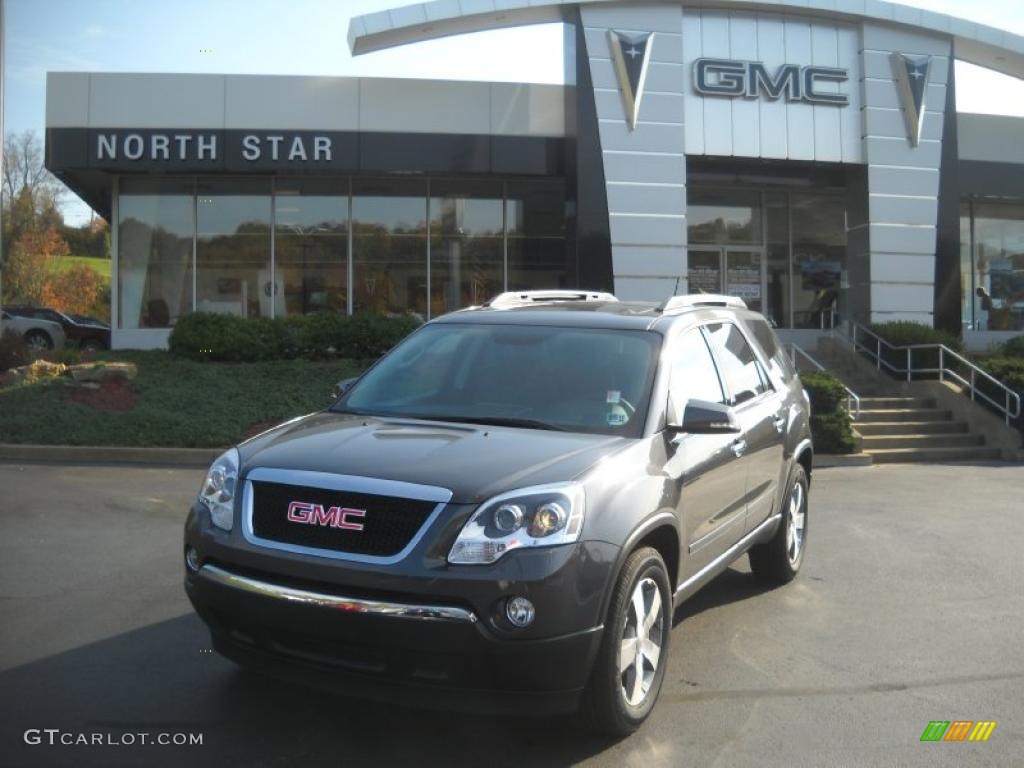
198,564,477,624
241,467,453,565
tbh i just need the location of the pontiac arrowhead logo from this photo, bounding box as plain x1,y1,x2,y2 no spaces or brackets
891,53,931,146
608,30,654,130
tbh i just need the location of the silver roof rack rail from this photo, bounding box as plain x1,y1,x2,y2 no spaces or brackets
486,290,618,309
659,294,748,313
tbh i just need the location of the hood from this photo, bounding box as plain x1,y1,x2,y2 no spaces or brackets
239,412,629,503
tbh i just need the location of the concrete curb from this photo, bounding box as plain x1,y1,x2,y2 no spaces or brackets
0,443,221,467
815,453,874,468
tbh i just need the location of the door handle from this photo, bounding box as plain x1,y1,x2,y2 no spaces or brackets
773,412,786,433
731,438,747,457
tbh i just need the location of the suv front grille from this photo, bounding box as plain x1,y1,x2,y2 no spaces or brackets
249,480,439,559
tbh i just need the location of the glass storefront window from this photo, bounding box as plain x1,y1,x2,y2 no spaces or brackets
429,180,504,315
196,178,272,318
274,179,348,316
117,178,194,328
791,192,846,329
506,181,571,291
968,198,1024,332
688,188,762,245
351,178,428,317
960,202,974,330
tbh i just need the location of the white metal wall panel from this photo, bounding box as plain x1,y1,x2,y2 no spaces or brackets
756,16,788,159
699,14,733,157
729,15,760,158
681,10,862,163
784,18,815,161
811,24,842,160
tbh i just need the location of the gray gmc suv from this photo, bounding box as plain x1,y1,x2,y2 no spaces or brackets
184,291,812,735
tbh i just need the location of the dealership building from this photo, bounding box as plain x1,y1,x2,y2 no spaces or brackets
44,0,1024,349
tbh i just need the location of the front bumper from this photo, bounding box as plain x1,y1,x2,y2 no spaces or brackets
184,505,617,713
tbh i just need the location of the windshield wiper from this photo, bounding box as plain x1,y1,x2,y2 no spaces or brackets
406,415,568,431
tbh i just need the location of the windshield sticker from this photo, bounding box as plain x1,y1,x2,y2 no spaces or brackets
606,406,628,426
606,390,621,404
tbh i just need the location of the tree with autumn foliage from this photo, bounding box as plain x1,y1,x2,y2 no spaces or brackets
3,228,69,305
41,264,104,316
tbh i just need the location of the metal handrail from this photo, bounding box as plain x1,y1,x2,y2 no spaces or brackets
789,343,861,420
847,322,1021,425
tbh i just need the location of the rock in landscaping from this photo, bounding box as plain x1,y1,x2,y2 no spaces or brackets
68,362,138,383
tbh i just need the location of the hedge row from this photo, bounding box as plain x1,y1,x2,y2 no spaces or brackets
868,321,963,373
800,370,857,454
999,335,1024,359
168,312,422,362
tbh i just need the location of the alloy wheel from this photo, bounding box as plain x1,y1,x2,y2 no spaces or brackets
786,481,806,565
619,576,664,707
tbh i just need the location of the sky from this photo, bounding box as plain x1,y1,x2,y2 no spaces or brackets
3,0,1024,224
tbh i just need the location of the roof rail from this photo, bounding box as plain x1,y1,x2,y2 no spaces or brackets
659,294,748,313
486,290,618,309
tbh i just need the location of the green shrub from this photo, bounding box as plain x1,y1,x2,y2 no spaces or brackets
168,312,421,363
868,321,963,351
810,412,858,454
800,370,856,454
982,357,1024,391
800,371,848,413
868,321,962,373
0,329,31,372
1000,335,1024,359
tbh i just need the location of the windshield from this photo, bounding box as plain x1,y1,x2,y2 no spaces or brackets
335,323,662,437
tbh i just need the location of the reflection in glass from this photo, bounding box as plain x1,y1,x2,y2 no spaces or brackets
687,249,721,294
274,179,348,316
117,178,194,328
970,198,1024,331
196,178,272,318
351,179,428,317
688,188,762,245
765,191,790,328
429,180,503,315
960,202,974,330
506,181,571,291
791,192,846,329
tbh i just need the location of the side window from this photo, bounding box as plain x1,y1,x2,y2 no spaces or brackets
746,317,796,382
669,329,726,419
704,323,768,406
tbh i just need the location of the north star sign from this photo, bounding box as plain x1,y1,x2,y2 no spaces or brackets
694,58,849,106
94,132,334,162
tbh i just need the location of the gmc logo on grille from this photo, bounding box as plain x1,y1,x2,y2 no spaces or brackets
286,501,366,531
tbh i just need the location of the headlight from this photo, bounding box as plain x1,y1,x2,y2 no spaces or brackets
448,483,585,565
198,448,239,531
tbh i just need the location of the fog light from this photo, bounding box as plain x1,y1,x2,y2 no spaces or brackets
185,546,201,573
506,596,535,628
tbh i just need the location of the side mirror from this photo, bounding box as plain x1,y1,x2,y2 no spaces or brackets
668,399,740,435
332,377,358,401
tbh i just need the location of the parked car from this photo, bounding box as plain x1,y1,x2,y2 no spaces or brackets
183,290,812,735
0,310,67,351
4,306,110,351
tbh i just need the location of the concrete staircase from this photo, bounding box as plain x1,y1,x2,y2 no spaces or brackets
855,396,1001,463
811,338,1004,463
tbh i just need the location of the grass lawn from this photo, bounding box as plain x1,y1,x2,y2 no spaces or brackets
53,255,112,280
0,351,364,447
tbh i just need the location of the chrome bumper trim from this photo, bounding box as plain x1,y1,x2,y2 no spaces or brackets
198,564,478,624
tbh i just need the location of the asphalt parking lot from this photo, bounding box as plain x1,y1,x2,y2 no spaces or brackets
1,460,1022,767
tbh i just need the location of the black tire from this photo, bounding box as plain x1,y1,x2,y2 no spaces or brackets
23,330,53,351
748,464,809,585
581,546,671,737
81,337,106,352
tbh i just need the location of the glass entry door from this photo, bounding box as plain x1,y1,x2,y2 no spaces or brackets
687,247,765,314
